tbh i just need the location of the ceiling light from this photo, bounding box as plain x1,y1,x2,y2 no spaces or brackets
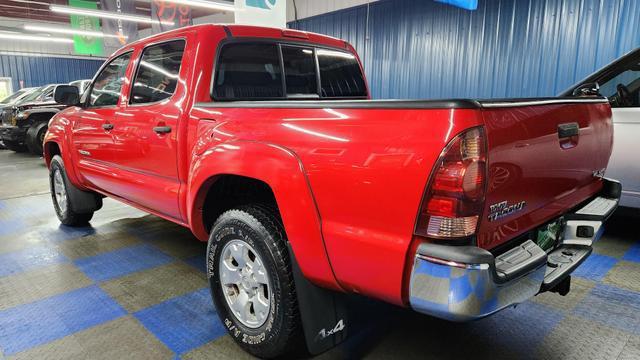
50,5,174,26
161,0,235,11
24,25,126,39
0,33,73,43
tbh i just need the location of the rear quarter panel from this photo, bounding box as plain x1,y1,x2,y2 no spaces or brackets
192,106,483,304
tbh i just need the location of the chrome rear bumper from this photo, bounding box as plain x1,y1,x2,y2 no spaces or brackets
409,179,620,321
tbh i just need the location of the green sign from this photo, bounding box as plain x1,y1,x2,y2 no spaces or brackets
69,0,104,56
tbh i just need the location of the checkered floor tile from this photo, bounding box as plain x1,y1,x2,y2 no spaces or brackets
1,151,640,359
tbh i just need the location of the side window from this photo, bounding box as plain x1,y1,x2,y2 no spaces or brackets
317,49,367,98
131,40,185,104
281,46,318,97
214,43,283,100
599,58,640,108
88,53,132,107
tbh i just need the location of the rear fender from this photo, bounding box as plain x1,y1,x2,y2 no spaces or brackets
188,140,341,290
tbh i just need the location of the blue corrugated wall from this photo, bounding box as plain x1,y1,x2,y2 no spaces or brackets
289,0,640,99
0,55,104,92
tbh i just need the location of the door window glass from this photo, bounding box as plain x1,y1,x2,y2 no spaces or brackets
88,53,132,107
214,43,283,100
599,59,640,108
131,40,185,104
282,46,318,97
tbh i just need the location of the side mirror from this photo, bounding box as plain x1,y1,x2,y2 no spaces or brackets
572,82,600,97
54,85,80,106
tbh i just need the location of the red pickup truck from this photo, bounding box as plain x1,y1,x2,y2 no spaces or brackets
44,24,620,358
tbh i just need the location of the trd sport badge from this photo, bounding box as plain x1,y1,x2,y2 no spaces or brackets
246,0,277,9
488,200,526,222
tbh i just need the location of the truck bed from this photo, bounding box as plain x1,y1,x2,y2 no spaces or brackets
194,96,611,302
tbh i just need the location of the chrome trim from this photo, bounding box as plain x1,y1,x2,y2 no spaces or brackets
409,252,545,322
480,98,609,108
416,254,489,270
409,191,618,322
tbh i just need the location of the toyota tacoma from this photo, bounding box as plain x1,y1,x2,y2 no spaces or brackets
44,24,619,358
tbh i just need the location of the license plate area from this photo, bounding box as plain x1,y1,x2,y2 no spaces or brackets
536,217,565,252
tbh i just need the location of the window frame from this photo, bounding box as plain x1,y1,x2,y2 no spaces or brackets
596,55,640,108
128,38,187,107
84,50,134,109
280,44,321,99
210,38,368,102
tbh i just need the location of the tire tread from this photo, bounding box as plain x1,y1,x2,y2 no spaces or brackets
211,204,304,358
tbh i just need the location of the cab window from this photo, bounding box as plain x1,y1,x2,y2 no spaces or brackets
282,46,318,97
317,49,367,98
88,53,132,107
212,42,368,101
214,43,283,100
599,58,640,108
130,40,185,104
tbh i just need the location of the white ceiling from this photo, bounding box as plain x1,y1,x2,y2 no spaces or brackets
286,0,379,22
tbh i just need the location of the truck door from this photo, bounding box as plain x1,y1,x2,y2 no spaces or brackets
595,53,640,207
108,40,187,220
71,52,132,190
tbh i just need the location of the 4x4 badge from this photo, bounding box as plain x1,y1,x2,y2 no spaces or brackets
488,200,526,222
593,168,606,178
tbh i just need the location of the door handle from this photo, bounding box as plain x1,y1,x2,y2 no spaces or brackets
557,122,579,139
153,126,172,134
102,123,114,131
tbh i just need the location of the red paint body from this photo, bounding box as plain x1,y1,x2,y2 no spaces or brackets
44,25,613,307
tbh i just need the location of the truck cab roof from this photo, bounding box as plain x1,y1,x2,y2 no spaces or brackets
117,24,351,57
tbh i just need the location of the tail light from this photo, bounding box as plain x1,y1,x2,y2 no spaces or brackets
415,127,487,239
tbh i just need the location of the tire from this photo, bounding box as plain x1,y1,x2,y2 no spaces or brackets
49,155,96,226
26,122,48,156
207,205,303,359
3,140,26,152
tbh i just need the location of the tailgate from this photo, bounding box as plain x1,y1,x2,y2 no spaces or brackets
476,98,613,250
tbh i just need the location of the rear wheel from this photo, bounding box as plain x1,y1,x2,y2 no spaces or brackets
26,122,48,155
207,205,303,359
49,155,96,226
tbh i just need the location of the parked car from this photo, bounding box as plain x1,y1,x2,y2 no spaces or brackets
44,24,619,358
562,47,640,208
0,83,66,154
0,87,37,105
0,87,37,149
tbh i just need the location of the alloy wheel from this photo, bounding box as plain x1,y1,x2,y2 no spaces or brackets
219,239,271,328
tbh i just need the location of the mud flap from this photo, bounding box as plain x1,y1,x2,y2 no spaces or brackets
287,244,350,355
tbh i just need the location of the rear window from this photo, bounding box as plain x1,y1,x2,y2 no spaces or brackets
317,49,367,98
213,43,283,100
282,46,318,98
213,42,367,101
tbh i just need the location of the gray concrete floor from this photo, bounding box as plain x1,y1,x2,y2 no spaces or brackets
1,150,639,360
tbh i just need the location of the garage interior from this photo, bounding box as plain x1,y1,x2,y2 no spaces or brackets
1,0,640,359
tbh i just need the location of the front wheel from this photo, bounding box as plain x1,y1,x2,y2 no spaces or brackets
207,205,304,359
26,122,48,155
49,155,96,226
